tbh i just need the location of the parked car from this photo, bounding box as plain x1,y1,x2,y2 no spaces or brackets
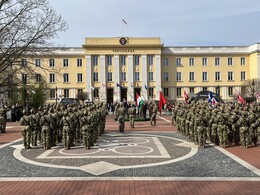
59,98,80,106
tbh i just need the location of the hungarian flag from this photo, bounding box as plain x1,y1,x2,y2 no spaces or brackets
184,90,189,105
159,91,167,110
136,92,144,108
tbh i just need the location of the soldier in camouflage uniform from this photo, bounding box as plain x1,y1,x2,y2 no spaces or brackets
139,103,144,119
248,110,257,146
128,104,136,128
117,102,125,132
237,111,249,148
30,108,40,146
61,110,71,150
81,109,91,150
0,108,5,133
150,103,158,126
197,110,207,147
20,110,32,149
40,109,52,150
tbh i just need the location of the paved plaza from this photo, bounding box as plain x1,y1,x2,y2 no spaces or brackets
0,115,259,194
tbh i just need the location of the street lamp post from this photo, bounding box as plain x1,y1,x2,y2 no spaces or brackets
252,79,255,97
216,85,220,95
55,86,58,105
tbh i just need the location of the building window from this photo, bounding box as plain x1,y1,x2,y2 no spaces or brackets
189,72,195,81
107,72,113,81
228,57,233,66
241,71,246,81
92,55,98,66
22,74,27,83
190,87,194,93
203,87,207,91
176,58,181,66
163,88,169,97
49,59,55,67
202,58,207,66
77,59,82,67
63,59,69,67
134,72,140,81
94,88,99,98
176,72,182,81
202,72,208,81
106,55,112,66
78,89,83,94
93,72,98,81
176,88,181,97
215,72,221,81
35,74,42,83
228,72,234,81
49,73,55,83
147,55,153,65
133,55,140,66
63,73,69,83
189,58,194,66
121,72,126,81
163,72,169,81
120,55,126,66
35,59,41,67
50,89,56,99
148,72,153,81
241,57,246,66
21,59,27,67
215,57,220,66
77,73,83,83
163,58,168,66
228,87,233,96
64,89,69,98
148,88,154,97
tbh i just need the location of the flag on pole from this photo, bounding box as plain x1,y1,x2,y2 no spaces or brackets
122,19,127,25
208,92,217,107
116,83,124,89
89,84,94,91
184,90,189,105
159,91,167,110
136,92,144,108
234,88,246,105
102,83,107,88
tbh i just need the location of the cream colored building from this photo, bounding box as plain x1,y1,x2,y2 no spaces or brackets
6,37,260,104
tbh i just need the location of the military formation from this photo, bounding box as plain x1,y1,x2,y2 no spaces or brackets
19,102,107,150
173,101,260,148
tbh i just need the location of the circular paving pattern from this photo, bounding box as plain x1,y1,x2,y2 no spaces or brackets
14,133,198,175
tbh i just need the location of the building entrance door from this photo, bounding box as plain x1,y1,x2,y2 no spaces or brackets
106,88,113,104
121,88,127,102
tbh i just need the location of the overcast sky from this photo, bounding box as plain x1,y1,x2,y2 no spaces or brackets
49,0,260,47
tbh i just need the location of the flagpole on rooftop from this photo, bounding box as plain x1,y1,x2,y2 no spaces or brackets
122,19,128,37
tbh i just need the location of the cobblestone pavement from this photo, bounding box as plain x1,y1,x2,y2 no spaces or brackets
0,114,259,194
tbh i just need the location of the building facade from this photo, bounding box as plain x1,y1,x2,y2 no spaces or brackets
5,37,260,104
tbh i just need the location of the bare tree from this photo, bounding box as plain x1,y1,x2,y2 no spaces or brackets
0,0,67,93
241,78,260,97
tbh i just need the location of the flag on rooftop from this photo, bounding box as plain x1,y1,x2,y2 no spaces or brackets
122,19,127,25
